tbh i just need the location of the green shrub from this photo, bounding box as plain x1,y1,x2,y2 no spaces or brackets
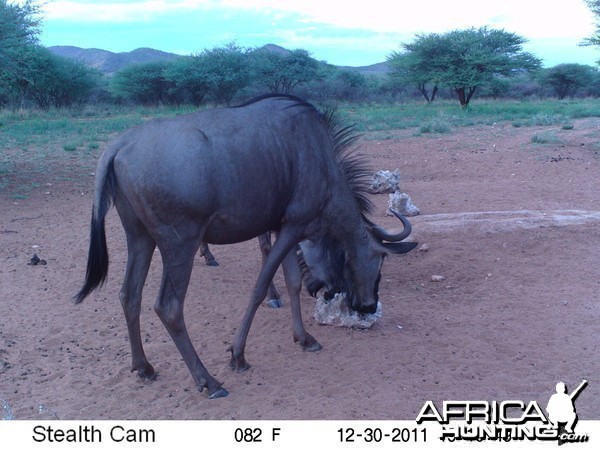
420,118,451,134
531,131,562,144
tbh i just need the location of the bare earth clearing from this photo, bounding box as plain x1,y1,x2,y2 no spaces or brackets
1,118,599,420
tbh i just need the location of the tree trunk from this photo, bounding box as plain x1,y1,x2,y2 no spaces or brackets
455,87,467,107
455,86,477,108
417,83,431,103
418,84,439,104
465,86,477,105
431,85,439,102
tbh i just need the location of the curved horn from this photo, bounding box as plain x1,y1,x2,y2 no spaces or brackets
371,209,412,242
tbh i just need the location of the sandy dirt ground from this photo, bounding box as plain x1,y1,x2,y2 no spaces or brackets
1,116,599,420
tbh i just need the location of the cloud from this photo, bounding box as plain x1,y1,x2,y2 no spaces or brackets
214,0,596,39
39,0,599,66
43,0,596,39
44,0,210,22
269,26,403,58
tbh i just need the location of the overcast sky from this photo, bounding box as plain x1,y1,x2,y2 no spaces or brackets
37,0,600,67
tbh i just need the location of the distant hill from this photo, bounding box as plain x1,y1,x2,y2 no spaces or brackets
259,44,389,76
47,44,389,76
345,61,390,76
258,43,292,56
47,46,181,74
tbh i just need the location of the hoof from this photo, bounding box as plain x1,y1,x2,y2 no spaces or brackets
303,341,323,352
229,356,251,373
229,359,251,373
208,387,229,399
266,298,283,308
206,259,219,267
227,346,251,372
133,364,157,381
295,334,323,352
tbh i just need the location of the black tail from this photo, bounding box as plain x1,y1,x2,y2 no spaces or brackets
74,155,116,303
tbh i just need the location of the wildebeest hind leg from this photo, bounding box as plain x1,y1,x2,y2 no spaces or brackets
120,232,156,379
117,199,157,380
281,249,322,351
199,242,219,266
154,246,228,399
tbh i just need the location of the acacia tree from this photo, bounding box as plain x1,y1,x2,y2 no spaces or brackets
165,56,211,106
112,61,175,105
0,0,41,106
0,0,40,64
540,64,597,99
582,0,600,48
1,1,98,108
197,42,251,105
39,50,100,108
115,43,251,106
389,27,541,107
251,48,319,94
387,33,444,103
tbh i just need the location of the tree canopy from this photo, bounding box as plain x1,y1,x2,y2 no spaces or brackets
193,43,251,105
388,33,445,103
582,0,600,48
115,44,322,106
539,63,597,99
250,48,319,94
1,0,40,105
112,61,174,105
388,27,542,107
1,0,99,109
0,0,40,64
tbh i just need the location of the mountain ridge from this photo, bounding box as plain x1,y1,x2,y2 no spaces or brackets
47,44,389,75
48,46,182,74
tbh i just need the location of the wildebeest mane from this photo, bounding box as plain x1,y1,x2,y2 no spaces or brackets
321,107,372,217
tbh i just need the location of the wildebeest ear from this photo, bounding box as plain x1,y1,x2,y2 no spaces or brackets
383,242,418,254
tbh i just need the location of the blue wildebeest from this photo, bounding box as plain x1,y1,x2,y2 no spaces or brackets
75,95,416,399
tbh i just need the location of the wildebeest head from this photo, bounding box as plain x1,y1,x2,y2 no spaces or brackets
356,210,418,313
295,108,417,314
299,209,416,314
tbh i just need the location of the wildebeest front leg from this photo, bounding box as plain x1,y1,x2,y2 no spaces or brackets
281,249,322,351
229,226,303,372
258,232,283,307
154,247,228,399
